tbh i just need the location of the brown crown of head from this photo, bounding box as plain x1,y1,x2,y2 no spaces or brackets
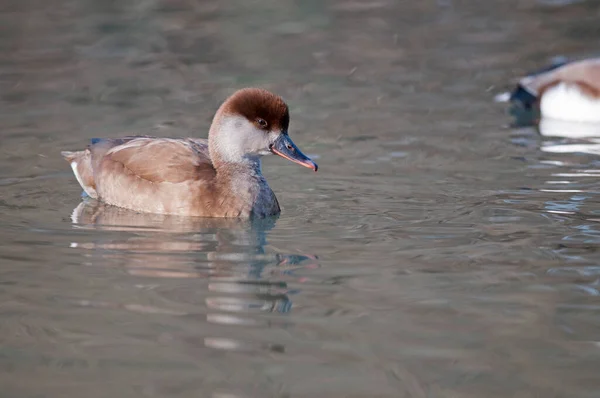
220,88,290,133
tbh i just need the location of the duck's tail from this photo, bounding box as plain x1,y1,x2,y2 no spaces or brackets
61,151,80,162
61,149,98,199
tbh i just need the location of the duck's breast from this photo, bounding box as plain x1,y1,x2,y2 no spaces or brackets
252,181,280,217
219,171,280,218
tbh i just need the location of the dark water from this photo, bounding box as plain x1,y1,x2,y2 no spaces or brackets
2,0,600,396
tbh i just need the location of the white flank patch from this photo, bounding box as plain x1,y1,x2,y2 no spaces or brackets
540,82,600,122
70,161,86,191
70,160,97,198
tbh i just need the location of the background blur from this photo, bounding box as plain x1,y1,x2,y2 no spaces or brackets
1,0,600,397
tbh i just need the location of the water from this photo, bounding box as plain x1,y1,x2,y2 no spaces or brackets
2,0,600,396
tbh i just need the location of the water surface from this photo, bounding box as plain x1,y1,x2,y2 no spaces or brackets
2,0,600,397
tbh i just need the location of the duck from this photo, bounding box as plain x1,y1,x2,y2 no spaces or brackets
502,57,600,122
61,88,318,218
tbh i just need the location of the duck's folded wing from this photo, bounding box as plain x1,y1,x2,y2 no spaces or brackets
521,59,600,95
99,137,215,183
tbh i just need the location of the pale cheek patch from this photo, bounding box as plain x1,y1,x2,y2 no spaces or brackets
214,116,272,161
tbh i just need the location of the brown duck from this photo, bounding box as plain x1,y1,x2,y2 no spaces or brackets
61,88,318,218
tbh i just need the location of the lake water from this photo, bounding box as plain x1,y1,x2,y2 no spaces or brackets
1,0,600,397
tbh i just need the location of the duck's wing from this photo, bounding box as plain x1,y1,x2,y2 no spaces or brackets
63,136,217,215
520,58,600,97
96,137,215,184
553,58,600,94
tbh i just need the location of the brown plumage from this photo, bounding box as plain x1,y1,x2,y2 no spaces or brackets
61,88,318,218
221,88,290,133
520,58,600,98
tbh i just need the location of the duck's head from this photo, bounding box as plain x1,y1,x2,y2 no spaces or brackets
209,88,317,171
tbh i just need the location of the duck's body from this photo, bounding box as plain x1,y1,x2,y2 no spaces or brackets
507,57,600,122
539,81,600,123
63,136,280,217
62,89,317,218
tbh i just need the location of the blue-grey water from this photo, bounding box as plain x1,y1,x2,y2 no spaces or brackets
1,0,600,397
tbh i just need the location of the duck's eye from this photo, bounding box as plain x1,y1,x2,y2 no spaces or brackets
256,118,268,129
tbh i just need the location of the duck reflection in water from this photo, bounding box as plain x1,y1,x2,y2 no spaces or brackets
68,199,319,316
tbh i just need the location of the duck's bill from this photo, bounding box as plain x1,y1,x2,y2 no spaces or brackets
270,134,318,172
